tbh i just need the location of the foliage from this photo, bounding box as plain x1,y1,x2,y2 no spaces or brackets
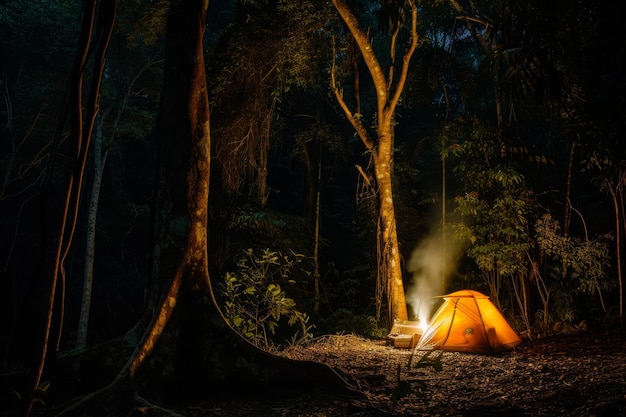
227,207,288,235
219,248,314,350
225,206,317,258
119,0,169,47
535,213,613,308
454,185,532,276
208,0,338,205
447,118,536,297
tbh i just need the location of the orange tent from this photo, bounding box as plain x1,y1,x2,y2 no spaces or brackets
416,290,522,354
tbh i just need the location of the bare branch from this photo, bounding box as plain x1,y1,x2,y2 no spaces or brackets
387,1,418,117
330,36,374,150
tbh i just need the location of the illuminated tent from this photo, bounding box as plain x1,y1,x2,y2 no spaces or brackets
416,290,522,354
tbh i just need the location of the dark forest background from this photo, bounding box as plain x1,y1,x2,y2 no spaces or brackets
1,0,625,411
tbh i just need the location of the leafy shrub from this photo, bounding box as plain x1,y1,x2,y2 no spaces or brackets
219,248,314,350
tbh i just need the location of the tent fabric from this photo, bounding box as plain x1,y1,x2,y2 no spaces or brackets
416,289,522,354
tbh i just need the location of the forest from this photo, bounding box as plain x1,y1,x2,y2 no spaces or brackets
1,0,625,416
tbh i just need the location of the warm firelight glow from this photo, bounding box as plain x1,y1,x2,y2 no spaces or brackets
411,297,433,333
418,317,429,333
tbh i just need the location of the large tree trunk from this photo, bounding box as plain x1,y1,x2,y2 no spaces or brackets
136,0,359,396
373,130,407,323
331,0,418,322
143,0,363,405
52,1,360,414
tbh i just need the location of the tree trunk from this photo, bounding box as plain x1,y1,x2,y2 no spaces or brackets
331,0,418,322
26,1,116,415
373,131,408,322
136,0,361,402
76,52,157,351
76,116,108,351
53,1,360,413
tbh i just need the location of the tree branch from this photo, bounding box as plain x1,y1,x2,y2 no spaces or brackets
332,0,388,129
330,36,374,151
387,1,418,118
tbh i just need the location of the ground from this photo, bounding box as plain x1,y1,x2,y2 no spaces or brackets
196,330,626,416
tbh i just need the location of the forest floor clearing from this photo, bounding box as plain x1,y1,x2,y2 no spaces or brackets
194,330,626,416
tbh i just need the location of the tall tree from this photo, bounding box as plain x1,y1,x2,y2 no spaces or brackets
51,0,359,413
24,0,117,415
331,0,418,322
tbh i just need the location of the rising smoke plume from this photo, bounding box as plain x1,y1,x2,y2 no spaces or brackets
405,228,461,322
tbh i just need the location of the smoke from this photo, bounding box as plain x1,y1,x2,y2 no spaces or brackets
405,229,460,322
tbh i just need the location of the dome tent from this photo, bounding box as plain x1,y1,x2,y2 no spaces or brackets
416,290,522,354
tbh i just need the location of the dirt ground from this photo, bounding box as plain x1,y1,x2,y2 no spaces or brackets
196,330,626,416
